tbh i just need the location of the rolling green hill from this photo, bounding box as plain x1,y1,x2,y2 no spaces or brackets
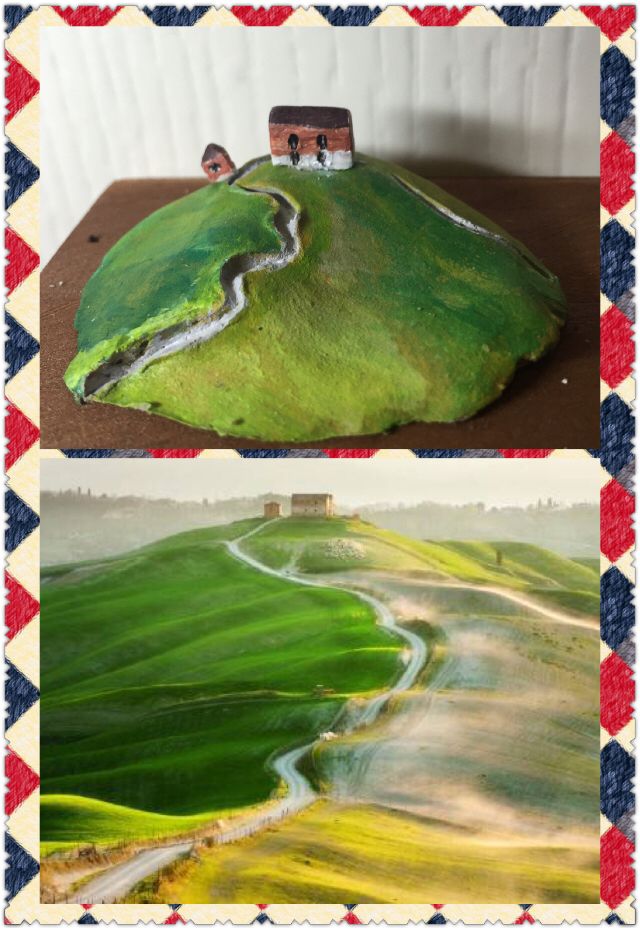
71,156,565,440
444,540,599,590
64,183,281,399
41,514,598,860
41,519,402,850
41,796,219,857
243,518,599,617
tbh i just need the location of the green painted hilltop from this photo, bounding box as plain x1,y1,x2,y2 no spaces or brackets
65,157,566,440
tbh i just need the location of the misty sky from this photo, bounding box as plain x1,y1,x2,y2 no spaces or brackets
41,456,600,509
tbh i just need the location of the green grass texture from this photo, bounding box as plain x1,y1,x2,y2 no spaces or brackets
41,795,220,856
74,156,565,439
64,182,281,397
41,516,597,854
243,517,599,616
41,519,402,849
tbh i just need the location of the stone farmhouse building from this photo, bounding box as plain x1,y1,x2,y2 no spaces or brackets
291,494,335,517
263,501,282,518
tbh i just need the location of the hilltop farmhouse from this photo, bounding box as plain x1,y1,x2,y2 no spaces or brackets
201,106,354,182
269,106,354,171
291,494,334,517
261,495,335,518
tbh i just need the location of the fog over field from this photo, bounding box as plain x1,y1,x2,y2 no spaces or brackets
42,457,600,507
41,457,599,564
41,491,598,565
40,456,600,903
41,511,600,902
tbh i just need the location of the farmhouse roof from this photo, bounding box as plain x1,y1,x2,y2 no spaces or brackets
269,106,351,130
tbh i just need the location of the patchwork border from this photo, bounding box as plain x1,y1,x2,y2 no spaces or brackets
5,4,636,924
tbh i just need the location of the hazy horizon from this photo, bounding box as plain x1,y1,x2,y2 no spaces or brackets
41,457,600,510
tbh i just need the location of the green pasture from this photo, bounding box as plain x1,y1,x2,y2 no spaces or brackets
64,182,281,397
41,795,220,856
41,519,401,849
445,540,600,592
41,514,598,861
243,518,599,617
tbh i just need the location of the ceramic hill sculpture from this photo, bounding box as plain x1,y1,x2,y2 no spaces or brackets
64,106,567,442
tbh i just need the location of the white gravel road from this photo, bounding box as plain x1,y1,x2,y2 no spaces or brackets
69,842,192,904
69,518,426,903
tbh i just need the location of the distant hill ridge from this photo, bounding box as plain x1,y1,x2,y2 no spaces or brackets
41,491,598,565
361,500,598,558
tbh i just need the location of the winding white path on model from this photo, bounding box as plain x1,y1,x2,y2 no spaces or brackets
71,519,425,904
86,158,300,398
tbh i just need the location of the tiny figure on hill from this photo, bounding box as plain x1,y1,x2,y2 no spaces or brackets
495,547,503,566
313,684,336,697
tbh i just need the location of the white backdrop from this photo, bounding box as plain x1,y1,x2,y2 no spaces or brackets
41,25,599,265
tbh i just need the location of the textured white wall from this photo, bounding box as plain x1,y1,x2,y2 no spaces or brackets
41,26,599,265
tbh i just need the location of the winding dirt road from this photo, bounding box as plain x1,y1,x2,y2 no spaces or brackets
71,843,192,905
71,519,425,903
227,518,427,789
416,577,599,632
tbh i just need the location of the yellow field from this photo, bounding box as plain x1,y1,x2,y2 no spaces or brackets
147,801,599,904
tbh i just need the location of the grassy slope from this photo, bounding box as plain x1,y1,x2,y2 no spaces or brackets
150,802,599,905
41,519,402,849
573,556,601,573
442,540,599,615
445,540,599,591
244,517,514,585
97,516,597,905
243,518,599,617
295,525,599,845
103,157,565,440
64,182,281,397
41,795,219,856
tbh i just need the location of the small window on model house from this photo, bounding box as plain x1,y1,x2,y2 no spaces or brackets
288,133,300,166
317,134,328,164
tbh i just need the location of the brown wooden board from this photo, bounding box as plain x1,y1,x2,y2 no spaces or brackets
41,176,599,451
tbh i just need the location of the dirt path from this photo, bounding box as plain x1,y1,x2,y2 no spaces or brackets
226,518,427,788
85,160,300,397
321,568,599,834
414,577,598,631
69,843,192,905
69,520,426,904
